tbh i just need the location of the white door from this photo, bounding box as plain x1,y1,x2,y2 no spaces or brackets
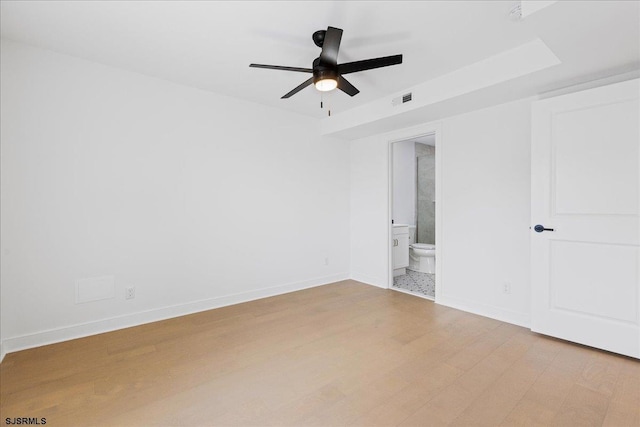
531,79,640,358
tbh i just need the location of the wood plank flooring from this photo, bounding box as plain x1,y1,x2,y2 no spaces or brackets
1,280,638,426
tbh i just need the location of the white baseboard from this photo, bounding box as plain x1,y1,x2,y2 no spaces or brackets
437,294,530,328
2,273,349,357
350,272,387,288
0,342,5,364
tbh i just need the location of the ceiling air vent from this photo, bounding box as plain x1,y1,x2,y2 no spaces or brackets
392,92,412,106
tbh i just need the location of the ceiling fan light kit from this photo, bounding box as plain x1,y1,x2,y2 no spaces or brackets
315,78,337,92
250,26,403,101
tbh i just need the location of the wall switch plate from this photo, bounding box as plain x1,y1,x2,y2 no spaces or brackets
125,287,136,300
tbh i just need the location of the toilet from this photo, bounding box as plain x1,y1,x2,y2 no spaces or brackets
408,226,436,274
409,243,436,273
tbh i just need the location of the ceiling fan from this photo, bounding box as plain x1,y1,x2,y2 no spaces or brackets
250,26,403,99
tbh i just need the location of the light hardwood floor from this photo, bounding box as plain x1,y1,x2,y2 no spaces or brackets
1,280,639,426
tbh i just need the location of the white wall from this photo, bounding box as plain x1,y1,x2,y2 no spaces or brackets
349,135,390,287
350,99,532,325
392,140,416,225
0,40,351,355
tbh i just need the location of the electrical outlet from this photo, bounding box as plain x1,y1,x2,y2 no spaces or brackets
125,287,136,300
503,282,511,294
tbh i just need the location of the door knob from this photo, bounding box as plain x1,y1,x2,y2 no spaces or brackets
533,224,554,233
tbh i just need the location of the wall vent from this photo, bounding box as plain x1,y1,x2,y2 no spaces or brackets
392,92,413,106
75,275,115,304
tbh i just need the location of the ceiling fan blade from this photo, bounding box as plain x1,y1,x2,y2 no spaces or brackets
250,64,313,73
281,77,314,99
338,54,403,75
319,26,343,66
337,76,359,97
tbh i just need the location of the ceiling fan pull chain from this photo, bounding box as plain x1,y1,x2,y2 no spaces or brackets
325,92,331,116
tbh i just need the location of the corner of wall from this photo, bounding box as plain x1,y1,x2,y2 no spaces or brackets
350,273,387,289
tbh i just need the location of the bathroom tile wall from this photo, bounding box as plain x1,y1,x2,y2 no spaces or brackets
392,140,417,225
416,143,436,244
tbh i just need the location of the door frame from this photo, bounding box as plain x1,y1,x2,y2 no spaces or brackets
387,122,443,302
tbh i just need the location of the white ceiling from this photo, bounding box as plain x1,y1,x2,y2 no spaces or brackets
1,1,639,119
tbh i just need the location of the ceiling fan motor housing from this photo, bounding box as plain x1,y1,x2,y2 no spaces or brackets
312,57,338,85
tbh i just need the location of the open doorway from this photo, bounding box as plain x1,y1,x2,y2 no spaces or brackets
389,132,438,301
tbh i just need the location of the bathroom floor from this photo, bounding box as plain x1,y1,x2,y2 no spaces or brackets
393,270,435,298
